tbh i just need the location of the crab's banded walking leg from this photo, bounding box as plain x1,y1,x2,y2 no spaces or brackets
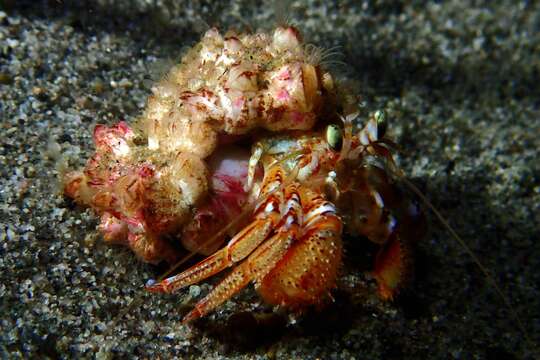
182,230,295,323
182,180,306,322
147,165,288,293
147,218,274,293
340,165,423,300
187,188,343,322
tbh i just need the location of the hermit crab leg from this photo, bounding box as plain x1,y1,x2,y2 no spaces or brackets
146,218,275,293
147,165,288,293
182,230,295,323
182,183,344,322
182,181,306,322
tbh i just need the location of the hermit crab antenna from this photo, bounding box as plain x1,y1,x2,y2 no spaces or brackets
401,177,534,352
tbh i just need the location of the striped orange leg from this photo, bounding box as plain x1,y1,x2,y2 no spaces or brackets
182,181,306,322
345,166,422,300
182,230,295,322
146,165,287,294
146,218,274,293
183,185,344,322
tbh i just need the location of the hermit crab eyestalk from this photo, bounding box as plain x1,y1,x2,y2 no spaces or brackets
326,124,343,151
373,109,387,139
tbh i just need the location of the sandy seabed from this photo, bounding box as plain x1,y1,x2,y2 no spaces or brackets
1,1,539,359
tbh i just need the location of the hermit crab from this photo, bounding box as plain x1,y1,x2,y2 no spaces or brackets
62,23,528,343
61,23,430,321
147,111,425,321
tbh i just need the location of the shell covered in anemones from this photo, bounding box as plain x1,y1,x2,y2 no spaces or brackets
63,25,344,264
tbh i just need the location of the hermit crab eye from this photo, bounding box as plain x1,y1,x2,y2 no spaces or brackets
373,110,387,138
326,124,343,151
